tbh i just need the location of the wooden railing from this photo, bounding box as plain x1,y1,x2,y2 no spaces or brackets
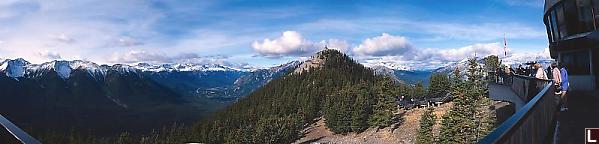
509,75,552,102
479,75,559,144
0,114,41,144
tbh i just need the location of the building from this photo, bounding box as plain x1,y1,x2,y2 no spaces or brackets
544,0,599,90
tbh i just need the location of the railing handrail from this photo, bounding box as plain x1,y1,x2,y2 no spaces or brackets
478,77,553,144
0,114,41,144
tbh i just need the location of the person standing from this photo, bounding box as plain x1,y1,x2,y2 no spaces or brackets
560,65,569,112
517,64,524,75
504,65,512,84
534,63,548,80
551,63,561,94
546,65,553,80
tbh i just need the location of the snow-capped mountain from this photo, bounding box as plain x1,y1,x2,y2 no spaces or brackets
0,58,255,80
433,58,474,74
0,59,114,79
133,63,249,72
0,58,301,136
0,58,29,78
364,61,413,71
230,61,300,98
0,58,300,101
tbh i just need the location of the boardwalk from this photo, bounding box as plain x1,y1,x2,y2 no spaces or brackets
554,90,599,144
489,83,525,110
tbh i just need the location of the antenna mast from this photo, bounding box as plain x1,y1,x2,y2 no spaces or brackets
504,33,508,58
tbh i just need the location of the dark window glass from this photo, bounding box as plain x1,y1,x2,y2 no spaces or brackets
551,10,560,40
557,4,568,39
577,0,594,32
547,15,555,42
593,0,599,27
564,0,580,35
561,51,590,75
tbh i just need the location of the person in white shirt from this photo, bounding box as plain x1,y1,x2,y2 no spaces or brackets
534,63,548,80
551,63,561,94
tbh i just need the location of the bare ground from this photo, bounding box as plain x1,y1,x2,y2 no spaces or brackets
293,102,453,144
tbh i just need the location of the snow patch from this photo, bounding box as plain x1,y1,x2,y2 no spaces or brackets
0,58,29,78
53,61,72,79
133,63,242,72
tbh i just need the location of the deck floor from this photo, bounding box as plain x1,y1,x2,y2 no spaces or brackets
554,90,599,144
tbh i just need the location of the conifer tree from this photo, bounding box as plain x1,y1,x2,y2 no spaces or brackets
413,81,426,99
429,73,450,98
439,58,487,143
368,78,396,128
416,107,436,144
116,132,133,144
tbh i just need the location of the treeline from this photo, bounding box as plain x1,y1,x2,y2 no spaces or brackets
323,79,396,134
417,57,498,144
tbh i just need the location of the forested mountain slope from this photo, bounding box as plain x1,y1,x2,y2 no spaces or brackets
189,49,399,143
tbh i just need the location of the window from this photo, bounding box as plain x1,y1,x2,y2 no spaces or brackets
564,0,580,35
593,0,599,28
547,15,555,42
551,10,560,40
561,51,590,75
557,4,568,39
577,0,594,32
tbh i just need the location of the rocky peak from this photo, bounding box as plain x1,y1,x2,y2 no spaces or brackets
0,58,30,78
293,49,339,74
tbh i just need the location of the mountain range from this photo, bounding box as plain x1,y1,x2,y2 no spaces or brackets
0,50,551,139
0,58,299,137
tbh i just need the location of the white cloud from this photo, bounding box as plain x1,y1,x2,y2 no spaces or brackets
110,50,169,63
503,47,551,65
252,31,317,57
114,37,143,47
353,33,502,61
358,42,505,70
353,33,413,56
435,43,502,61
109,50,250,68
37,51,62,60
323,39,350,53
252,31,347,57
53,34,75,43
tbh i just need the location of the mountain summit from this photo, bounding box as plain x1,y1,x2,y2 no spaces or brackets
293,49,334,74
192,49,398,143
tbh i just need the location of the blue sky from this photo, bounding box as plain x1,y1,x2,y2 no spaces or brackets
0,0,549,68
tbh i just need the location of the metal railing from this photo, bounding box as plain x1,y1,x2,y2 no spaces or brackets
0,114,41,144
479,75,559,144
